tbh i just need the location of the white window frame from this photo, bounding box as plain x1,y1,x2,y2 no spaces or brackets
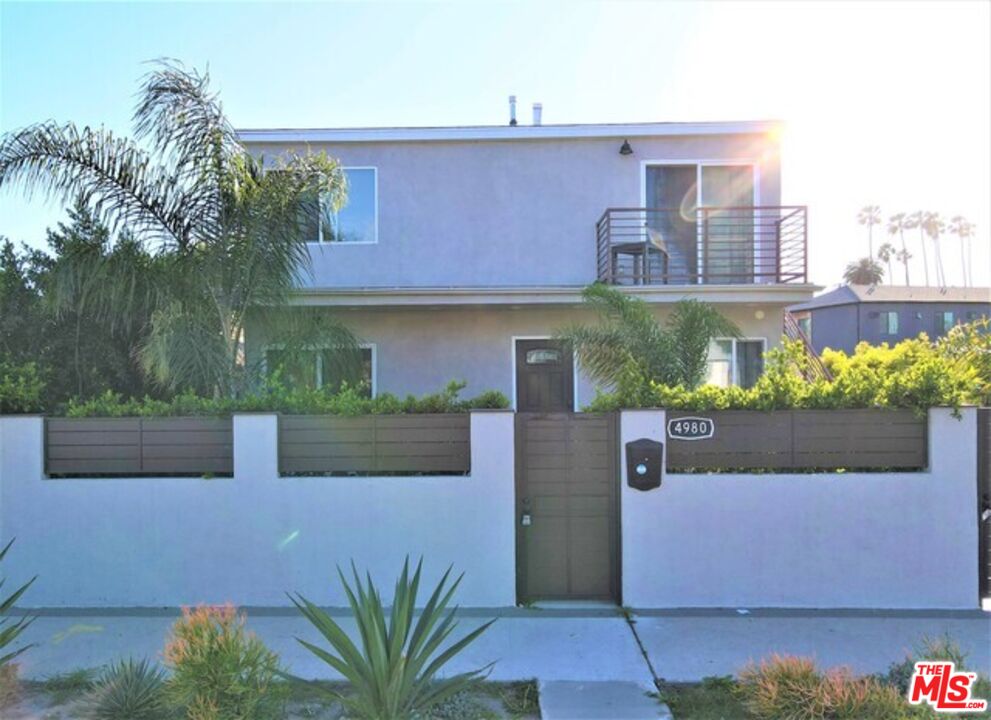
880,310,899,336
510,336,579,412
709,336,768,387
313,166,378,245
262,343,377,397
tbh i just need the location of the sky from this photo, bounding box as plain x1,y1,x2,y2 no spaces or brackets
1,0,989,290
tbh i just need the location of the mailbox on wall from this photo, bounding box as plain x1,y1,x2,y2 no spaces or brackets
626,438,663,491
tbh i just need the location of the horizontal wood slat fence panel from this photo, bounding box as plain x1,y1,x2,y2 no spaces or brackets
278,414,470,475
666,409,927,471
45,417,233,476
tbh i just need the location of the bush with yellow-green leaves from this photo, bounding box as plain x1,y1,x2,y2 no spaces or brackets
587,318,989,415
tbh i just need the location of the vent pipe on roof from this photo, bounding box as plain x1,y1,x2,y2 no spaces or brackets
532,102,542,126
509,95,517,126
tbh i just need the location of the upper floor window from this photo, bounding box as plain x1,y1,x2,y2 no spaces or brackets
307,167,378,244
706,338,765,389
879,311,899,336
936,311,955,333
796,315,812,338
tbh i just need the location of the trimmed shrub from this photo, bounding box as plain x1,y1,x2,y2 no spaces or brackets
64,380,510,417
164,604,284,720
79,658,169,720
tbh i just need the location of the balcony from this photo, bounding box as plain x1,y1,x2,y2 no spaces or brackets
595,206,807,285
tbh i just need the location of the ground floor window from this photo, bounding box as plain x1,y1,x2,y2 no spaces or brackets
936,311,955,333
705,338,765,389
264,346,375,396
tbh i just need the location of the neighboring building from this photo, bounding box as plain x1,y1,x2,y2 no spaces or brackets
239,114,816,410
788,285,991,354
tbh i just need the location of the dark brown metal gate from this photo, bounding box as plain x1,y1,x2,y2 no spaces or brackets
979,408,990,601
515,413,619,603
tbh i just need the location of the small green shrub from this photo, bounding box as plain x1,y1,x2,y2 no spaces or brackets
737,654,922,720
0,361,45,414
164,604,284,720
41,667,97,704
290,557,495,720
882,634,969,695
63,380,510,417
79,658,169,720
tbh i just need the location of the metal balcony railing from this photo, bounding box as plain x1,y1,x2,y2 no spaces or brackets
595,206,808,285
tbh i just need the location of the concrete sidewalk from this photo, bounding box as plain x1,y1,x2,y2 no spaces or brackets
13,607,654,685
631,609,991,682
13,607,990,686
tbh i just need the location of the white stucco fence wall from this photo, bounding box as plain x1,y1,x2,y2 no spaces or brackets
621,408,980,610
0,411,517,609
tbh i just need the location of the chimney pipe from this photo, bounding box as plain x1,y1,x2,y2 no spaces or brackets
509,95,517,126
532,102,542,126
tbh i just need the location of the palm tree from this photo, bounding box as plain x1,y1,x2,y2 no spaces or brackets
895,248,912,284
947,216,974,287
843,257,884,285
557,284,739,392
922,211,947,288
887,213,910,285
0,61,359,396
857,205,882,259
905,211,930,286
876,242,896,284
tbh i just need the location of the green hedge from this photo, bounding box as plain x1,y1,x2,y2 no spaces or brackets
587,320,990,415
63,381,509,417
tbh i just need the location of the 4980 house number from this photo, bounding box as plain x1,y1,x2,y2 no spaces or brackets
667,417,715,441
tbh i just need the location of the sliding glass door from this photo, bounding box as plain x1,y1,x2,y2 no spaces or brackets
644,163,755,283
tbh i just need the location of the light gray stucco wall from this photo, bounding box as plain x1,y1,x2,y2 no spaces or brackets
248,302,790,406
0,412,517,608
620,408,979,609
248,132,781,289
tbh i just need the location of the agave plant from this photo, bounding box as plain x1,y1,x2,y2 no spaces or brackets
79,658,168,720
290,558,495,720
0,539,36,667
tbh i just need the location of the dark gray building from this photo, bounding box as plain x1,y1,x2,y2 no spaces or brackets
788,285,990,354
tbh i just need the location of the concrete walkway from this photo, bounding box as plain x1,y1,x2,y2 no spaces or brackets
631,609,991,682
13,607,653,685
11,607,990,718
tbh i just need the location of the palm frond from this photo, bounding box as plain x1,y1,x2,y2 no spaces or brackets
0,122,191,249
138,303,230,394
667,299,741,388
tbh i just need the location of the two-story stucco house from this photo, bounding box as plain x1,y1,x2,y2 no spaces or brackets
239,114,816,411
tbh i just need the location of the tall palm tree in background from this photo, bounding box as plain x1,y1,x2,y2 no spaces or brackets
922,211,947,288
557,284,739,392
843,258,884,285
857,205,882,259
948,216,974,288
887,212,910,285
895,248,912,285
0,61,359,396
905,211,930,286
876,242,895,284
